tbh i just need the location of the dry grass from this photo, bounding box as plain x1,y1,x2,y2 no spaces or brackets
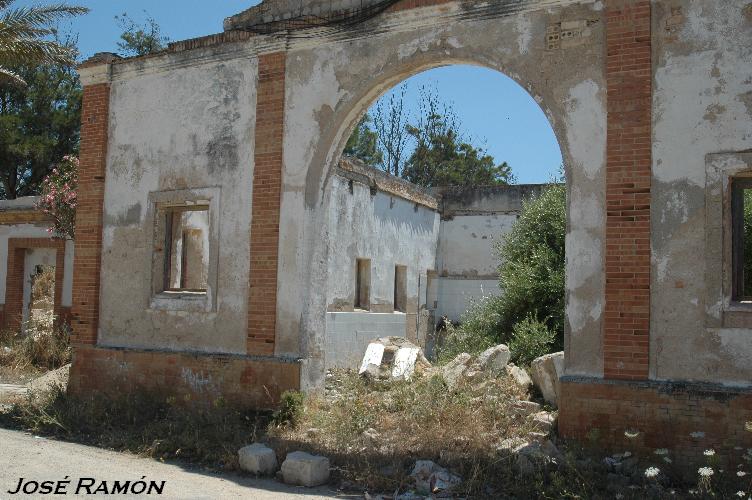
1,386,270,471
268,369,554,496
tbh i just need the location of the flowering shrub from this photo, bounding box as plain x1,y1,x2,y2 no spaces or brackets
36,156,78,239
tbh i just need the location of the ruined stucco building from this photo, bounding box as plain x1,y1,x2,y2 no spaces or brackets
68,0,752,458
0,198,74,331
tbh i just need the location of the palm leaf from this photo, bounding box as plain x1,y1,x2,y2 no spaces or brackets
0,64,25,85
0,2,87,68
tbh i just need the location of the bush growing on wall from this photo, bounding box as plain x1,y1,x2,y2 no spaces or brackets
36,155,77,239
494,182,566,349
438,182,566,364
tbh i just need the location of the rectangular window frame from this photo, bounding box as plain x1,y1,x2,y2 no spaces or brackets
147,188,220,313
162,205,210,294
731,178,752,302
704,152,752,328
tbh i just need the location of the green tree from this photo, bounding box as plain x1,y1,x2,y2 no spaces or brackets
0,51,82,199
0,0,87,85
115,11,168,57
343,113,382,167
494,182,566,347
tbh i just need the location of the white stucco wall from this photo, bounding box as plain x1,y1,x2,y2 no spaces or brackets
98,50,258,354
437,214,517,278
323,174,439,368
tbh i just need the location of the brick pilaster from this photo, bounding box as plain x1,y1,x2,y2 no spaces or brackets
71,56,115,346
247,52,286,356
604,0,652,380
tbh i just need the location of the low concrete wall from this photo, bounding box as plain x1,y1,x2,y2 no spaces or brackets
324,311,407,369
68,346,301,409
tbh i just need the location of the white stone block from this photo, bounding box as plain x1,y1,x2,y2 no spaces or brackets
238,443,278,475
281,451,330,487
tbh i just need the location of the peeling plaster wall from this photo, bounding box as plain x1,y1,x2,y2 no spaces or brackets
325,176,438,311
98,50,258,354
651,0,752,384
277,0,608,388
323,174,439,368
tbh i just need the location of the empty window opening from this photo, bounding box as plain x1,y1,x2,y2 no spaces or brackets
355,258,371,310
732,179,752,301
28,265,55,329
394,265,407,312
164,206,210,293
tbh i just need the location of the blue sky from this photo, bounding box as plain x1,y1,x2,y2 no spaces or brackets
15,0,562,184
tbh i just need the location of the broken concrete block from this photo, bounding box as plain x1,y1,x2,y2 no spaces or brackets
359,337,430,381
476,344,511,373
531,411,557,433
506,363,532,392
530,352,564,407
410,460,461,495
281,451,330,487
441,352,473,389
238,443,278,475
512,399,541,416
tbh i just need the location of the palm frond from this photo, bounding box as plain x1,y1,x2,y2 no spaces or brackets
0,64,25,86
0,37,76,66
0,3,87,68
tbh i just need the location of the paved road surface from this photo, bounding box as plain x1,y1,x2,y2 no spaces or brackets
0,428,345,499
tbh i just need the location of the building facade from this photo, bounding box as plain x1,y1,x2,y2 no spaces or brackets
68,0,752,459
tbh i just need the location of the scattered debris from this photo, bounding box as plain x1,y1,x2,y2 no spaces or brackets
532,411,557,433
359,337,431,381
280,451,330,487
476,344,511,373
530,352,564,407
410,460,461,495
505,363,532,392
26,363,70,393
441,352,473,389
238,443,278,475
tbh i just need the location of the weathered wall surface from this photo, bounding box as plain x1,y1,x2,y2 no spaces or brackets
650,0,752,385
98,49,258,354
276,0,608,388
433,185,546,322
323,170,438,368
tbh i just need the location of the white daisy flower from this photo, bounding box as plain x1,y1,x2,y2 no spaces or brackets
698,466,714,477
738,471,747,477
704,449,716,456
736,492,745,498
645,467,660,478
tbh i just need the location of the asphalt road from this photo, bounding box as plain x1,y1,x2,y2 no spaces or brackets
0,428,345,499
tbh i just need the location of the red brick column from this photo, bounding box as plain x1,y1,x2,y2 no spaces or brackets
4,238,66,332
247,52,286,356
71,56,115,346
604,0,652,380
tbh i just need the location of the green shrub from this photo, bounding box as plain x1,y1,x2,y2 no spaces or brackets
508,315,556,366
494,182,566,349
436,297,500,363
272,390,305,427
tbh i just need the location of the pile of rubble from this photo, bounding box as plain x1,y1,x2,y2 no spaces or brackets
240,337,566,496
